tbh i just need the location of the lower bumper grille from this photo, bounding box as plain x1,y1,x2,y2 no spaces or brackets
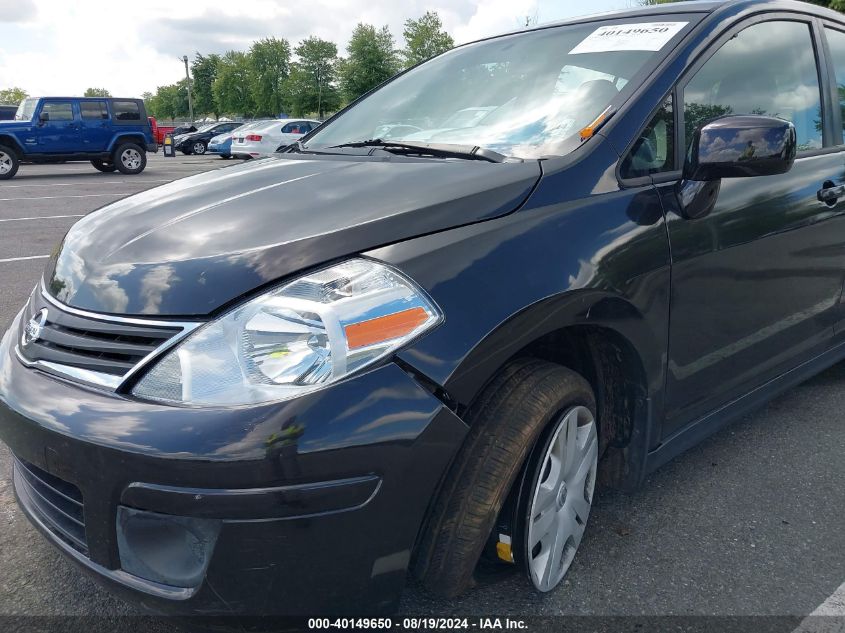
13,457,87,555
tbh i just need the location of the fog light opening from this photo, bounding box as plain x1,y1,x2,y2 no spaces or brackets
116,506,220,588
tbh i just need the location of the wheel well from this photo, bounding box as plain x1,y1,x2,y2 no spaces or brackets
0,136,23,158
112,136,146,151
498,325,649,489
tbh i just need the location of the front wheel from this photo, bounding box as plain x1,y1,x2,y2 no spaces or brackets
414,359,597,598
91,159,116,173
519,403,598,591
0,144,20,180
192,141,207,155
113,143,146,175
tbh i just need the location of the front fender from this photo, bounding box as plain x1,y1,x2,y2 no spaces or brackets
366,143,670,413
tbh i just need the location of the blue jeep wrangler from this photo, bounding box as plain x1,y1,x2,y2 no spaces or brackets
0,97,157,180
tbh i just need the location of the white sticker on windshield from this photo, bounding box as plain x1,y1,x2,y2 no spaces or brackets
569,22,688,54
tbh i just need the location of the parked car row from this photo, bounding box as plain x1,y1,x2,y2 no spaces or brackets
175,118,322,160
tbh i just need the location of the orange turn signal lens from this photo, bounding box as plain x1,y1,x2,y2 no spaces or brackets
345,307,430,350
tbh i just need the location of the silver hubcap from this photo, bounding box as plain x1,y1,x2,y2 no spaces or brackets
193,142,205,154
527,405,598,592
0,151,12,175
121,149,141,170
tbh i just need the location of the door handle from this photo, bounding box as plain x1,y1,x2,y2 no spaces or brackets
817,183,845,204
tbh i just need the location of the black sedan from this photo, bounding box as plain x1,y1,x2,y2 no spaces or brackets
174,121,242,155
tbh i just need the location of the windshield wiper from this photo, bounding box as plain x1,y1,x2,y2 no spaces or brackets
327,139,508,163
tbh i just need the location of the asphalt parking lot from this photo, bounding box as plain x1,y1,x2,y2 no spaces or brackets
0,153,843,631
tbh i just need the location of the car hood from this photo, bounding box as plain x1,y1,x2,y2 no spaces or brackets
46,154,541,316
179,132,208,142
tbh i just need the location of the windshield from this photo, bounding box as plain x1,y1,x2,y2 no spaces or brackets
306,18,692,159
15,98,38,121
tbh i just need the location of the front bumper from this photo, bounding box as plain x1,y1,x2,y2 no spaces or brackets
0,309,467,617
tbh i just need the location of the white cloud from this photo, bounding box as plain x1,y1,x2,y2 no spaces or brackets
0,0,628,97
0,0,36,23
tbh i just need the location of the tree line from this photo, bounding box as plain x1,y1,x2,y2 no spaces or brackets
143,11,454,121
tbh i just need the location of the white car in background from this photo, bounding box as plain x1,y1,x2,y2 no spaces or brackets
208,121,270,159
232,119,321,159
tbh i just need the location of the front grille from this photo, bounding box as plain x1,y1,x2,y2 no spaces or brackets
16,288,197,389
20,296,181,376
13,457,87,555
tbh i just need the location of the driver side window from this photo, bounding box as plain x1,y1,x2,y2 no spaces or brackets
683,20,822,152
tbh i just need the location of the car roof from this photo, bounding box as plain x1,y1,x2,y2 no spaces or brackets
480,0,843,43
31,96,141,101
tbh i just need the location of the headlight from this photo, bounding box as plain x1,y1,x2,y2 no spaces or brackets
132,259,442,406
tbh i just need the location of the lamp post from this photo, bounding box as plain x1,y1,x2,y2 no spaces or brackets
182,55,194,125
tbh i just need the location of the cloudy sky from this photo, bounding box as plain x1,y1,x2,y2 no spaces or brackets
0,0,633,98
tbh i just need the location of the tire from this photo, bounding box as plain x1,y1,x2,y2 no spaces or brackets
191,141,207,155
91,159,116,173
0,144,19,180
113,143,146,175
220,154,231,160
413,358,596,599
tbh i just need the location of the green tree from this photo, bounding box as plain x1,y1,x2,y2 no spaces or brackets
83,87,111,97
145,82,190,120
340,24,399,103
191,53,221,118
213,51,256,116
0,87,28,104
249,37,291,116
402,11,454,68
287,37,340,117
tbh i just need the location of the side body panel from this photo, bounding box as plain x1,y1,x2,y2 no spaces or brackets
371,140,671,441
660,152,845,435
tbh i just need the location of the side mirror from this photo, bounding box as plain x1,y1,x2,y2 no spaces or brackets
38,112,50,124
677,115,797,219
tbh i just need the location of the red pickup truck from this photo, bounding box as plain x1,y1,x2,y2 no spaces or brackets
148,117,198,144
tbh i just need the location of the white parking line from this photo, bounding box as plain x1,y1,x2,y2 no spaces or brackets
0,255,50,264
0,192,134,202
0,180,172,188
793,581,845,632
0,214,84,222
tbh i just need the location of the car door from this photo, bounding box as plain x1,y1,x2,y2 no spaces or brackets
79,100,111,152
655,16,845,437
35,100,80,153
819,21,845,338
